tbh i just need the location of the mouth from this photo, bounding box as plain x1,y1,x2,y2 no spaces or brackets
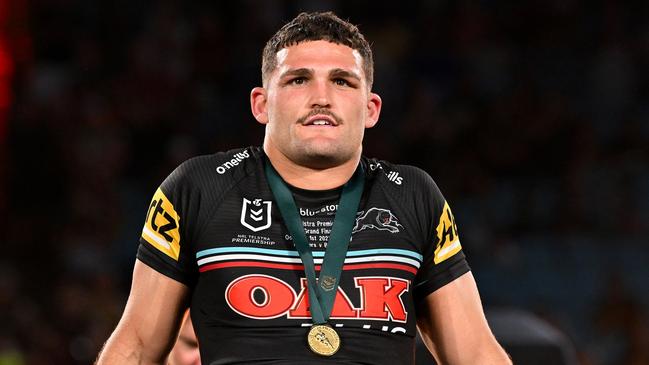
301,114,339,127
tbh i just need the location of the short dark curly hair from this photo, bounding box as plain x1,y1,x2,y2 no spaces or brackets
261,12,374,89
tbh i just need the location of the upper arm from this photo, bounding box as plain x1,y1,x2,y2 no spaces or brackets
96,260,190,364
416,271,511,365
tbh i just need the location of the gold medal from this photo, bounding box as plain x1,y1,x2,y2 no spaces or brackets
307,324,340,356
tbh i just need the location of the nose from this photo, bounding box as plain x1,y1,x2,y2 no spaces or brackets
309,79,331,109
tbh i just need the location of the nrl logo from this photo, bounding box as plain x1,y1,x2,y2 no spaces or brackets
240,198,272,232
320,276,337,292
352,208,403,234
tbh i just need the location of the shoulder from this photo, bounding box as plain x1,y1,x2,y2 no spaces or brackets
161,146,264,195
362,156,442,198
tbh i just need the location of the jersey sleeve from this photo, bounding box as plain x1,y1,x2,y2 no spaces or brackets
136,159,201,287
411,169,470,302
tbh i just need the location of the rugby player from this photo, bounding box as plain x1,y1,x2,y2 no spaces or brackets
96,11,511,365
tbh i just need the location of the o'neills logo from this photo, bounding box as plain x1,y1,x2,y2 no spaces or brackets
368,162,403,185
216,150,250,174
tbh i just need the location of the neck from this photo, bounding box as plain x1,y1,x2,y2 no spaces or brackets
263,146,361,190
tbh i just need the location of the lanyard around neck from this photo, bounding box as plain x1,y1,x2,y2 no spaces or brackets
264,160,364,324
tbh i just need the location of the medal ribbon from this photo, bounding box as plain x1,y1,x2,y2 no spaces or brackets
264,160,364,325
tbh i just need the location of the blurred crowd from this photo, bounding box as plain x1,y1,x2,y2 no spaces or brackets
2,1,649,364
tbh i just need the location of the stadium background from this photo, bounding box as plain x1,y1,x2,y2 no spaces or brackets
1,1,648,364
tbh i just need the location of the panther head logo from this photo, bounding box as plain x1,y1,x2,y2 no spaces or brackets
352,208,403,234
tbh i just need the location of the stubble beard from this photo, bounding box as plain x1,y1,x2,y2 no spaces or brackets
289,108,356,169
289,140,355,170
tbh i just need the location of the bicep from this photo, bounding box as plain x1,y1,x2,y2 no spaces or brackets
416,271,508,364
97,259,190,364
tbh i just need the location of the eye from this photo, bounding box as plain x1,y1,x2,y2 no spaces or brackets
289,77,306,85
333,78,350,86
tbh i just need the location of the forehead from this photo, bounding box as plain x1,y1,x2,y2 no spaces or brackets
274,40,364,76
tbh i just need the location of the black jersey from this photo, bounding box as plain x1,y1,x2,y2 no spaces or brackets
137,146,469,365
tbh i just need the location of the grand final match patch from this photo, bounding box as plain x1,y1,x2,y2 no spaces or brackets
434,202,462,264
141,188,181,260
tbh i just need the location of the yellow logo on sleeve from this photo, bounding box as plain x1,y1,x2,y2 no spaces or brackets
434,202,462,264
141,188,181,261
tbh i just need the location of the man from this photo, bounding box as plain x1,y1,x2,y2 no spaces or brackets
96,12,511,365
168,310,200,365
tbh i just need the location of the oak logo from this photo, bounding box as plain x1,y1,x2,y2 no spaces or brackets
240,198,272,232
141,188,181,260
225,275,409,323
434,202,462,264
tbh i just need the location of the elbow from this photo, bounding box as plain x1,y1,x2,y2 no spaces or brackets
446,338,511,365
468,346,512,365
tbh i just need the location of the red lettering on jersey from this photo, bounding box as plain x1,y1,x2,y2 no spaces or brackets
288,278,357,319
356,277,409,323
288,278,309,318
331,285,358,318
225,275,409,323
226,274,296,319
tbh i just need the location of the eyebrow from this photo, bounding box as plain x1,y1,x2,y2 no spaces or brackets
329,68,361,81
279,68,313,79
278,68,362,81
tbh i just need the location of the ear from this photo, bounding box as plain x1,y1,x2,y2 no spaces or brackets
250,87,269,124
365,92,382,128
